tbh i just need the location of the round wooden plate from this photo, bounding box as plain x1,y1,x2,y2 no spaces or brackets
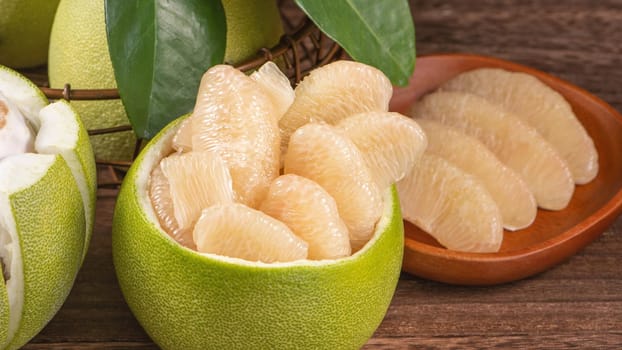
390,53,622,285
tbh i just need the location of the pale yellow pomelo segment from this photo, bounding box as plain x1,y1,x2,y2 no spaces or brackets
416,119,537,231
148,164,193,249
0,0,60,68
279,60,393,156
151,151,235,249
250,61,295,121
191,65,279,208
440,68,598,184
397,154,503,253
0,65,47,129
112,116,403,349
337,111,427,191
0,153,85,350
193,203,308,263
48,0,135,161
284,123,382,248
411,91,574,210
221,0,284,64
171,116,193,153
260,174,351,260
34,100,96,261
0,92,35,159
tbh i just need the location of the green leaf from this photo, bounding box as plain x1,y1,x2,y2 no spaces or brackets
295,0,415,86
105,0,226,139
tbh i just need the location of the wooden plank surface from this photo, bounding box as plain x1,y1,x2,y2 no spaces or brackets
24,0,622,349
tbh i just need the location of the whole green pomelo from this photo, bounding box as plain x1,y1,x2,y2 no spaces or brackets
222,0,284,64
0,0,61,68
48,0,136,162
112,116,404,350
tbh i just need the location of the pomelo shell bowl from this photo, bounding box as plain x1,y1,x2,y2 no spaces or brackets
31,16,343,189
390,53,622,286
112,116,404,350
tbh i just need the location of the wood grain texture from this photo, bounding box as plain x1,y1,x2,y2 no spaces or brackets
23,0,622,349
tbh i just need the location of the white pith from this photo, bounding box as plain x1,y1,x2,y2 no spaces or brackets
136,123,396,268
35,101,92,257
0,92,36,160
0,153,56,345
0,69,47,129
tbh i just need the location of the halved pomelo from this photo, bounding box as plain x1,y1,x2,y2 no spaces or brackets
0,65,95,350
440,68,598,184
112,116,404,350
412,91,574,211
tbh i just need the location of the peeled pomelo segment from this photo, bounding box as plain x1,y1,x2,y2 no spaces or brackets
0,92,35,160
191,65,279,208
279,60,393,157
336,111,427,191
0,65,48,129
148,164,193,249
416,119,537,231
157,151,235,239
411,91,574,211
250,61,295,121
171,116,193,153
440,68,598,184
397,154,503,253
193,203,308,263
284,123,383,247
0,153,85,349
260,174,351,260
34,100,96,261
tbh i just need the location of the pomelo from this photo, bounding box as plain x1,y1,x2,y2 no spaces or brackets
0,66,96,349
0,0,61,68
112,115,404,349
48,0,135,162
222,0,284,64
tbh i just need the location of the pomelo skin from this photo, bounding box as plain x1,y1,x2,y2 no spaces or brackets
112,116,404,350
0,155,85,350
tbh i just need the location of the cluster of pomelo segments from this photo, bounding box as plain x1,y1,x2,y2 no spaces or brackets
398,66,598,254
0,65,96,350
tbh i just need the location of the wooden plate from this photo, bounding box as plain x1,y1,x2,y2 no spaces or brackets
390,53,622,285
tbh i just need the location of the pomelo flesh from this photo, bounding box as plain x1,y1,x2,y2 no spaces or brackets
411,91,574,211
440,68,598,184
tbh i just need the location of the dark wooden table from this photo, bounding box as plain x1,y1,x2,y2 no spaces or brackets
25,1,622,349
